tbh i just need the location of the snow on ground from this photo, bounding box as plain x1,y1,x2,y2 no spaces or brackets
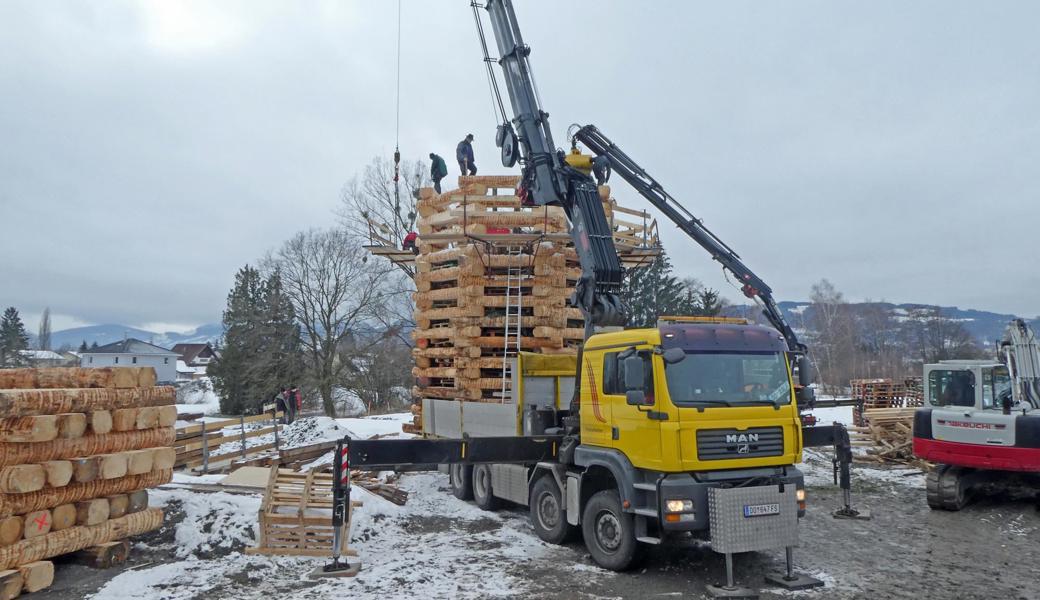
89,413,573,599
174,377,221,417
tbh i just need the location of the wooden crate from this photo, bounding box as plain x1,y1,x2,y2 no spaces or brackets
246,467,360,559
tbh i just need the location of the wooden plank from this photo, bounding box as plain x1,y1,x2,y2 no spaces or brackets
0,569,21,600
73,540,129,569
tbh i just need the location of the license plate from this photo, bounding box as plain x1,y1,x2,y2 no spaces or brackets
743,503,780,518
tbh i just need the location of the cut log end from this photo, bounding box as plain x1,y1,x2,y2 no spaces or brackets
0,569,23,600
56,413,88,439
22,510,52,540
0,517,22,547
16,561,53,593
75,499,110,526
0,465,46,494
50,504,77,532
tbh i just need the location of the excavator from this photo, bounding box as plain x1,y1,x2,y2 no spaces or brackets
914,318,1040,509
324,2,865,596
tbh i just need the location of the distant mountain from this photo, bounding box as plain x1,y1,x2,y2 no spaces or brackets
51,323,222,351
724,301,1038,346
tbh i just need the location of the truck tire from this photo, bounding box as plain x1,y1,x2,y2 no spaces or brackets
581,489,643,571
472,464,499,511
938,465,970,511
450,464,473,501
530,474,577,545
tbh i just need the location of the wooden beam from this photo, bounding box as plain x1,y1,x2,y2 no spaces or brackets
0,387,174,417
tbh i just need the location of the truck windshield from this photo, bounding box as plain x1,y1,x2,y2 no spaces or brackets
664,351,792,407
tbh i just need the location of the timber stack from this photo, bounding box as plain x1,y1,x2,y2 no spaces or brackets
850,377,924,426
849,407,923,466
404,175,660,433
0,367,171,596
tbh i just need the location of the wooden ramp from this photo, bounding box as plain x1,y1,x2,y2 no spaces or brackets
246,467,360,561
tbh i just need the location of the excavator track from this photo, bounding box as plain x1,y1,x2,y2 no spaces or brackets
926,465,969,511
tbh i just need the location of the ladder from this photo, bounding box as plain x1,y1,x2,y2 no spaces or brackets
501,246,525,400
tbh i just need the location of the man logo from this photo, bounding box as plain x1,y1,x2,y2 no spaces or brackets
725,433,759,444
737,444,751,454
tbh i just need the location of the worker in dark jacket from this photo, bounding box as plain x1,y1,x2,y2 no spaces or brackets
456,134,477,175
429,152,448,193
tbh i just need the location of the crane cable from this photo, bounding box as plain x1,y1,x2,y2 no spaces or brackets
471,2,508,126
392,0,403,240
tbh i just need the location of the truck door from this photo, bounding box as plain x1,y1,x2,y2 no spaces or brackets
601,350,665,470
929,367,1016,446
579,353,614,449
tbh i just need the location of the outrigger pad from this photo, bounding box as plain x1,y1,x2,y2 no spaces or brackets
310,561,362,579
833,507,872,520
705,584,759,599
764,571,824,591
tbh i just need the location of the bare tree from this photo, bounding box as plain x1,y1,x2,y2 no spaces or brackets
37,307,51,351
266,229,398,417
337,155,430,248
903,306,984,363
808,279,858,394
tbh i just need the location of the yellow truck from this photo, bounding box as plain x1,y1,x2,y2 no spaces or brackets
335,316,859,595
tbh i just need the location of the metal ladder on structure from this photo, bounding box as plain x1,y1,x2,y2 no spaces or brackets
501,246,525,400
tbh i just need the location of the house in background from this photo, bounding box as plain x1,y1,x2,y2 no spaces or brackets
171,343,219,369
79,338,179,382
19,350,72,368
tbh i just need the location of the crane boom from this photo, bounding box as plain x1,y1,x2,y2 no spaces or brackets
483,0,626,333
572,124,805,352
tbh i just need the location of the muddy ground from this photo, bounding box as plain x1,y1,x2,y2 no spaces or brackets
35,457,1040,600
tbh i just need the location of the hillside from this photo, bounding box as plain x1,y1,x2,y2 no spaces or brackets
50,323,222,350
724,301,1038,346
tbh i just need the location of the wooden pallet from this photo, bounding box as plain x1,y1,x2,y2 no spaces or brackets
246,467,360,561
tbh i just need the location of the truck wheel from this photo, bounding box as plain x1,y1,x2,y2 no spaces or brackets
472,464,499,511
939,466,970,511
581,490,643,571
530,474,576,544
450,464,473,501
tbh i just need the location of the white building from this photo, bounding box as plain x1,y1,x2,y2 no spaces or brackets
79,338,180,383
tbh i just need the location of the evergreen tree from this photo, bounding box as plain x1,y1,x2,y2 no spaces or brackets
90,341,99,350
0,307,31,367
621,254,726,326
78,340,88,352
209,266,304,414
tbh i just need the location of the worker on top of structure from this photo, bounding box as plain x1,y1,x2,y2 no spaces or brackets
429,152,448,193
457,134,477,175
402,231,419,254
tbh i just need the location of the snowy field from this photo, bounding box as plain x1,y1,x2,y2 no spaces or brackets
76,406,947,600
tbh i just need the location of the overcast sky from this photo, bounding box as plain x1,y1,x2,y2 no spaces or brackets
2,1,1039,333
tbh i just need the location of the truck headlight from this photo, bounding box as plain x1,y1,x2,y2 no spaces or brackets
665,499,694,513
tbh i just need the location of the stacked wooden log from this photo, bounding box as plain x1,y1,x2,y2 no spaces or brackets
406,175,660,432
0,367,170,596
849,407,923,466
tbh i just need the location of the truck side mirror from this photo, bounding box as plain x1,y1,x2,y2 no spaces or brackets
626,390,647,406
623,356,644,391
797,355,814,387
662,348,685,365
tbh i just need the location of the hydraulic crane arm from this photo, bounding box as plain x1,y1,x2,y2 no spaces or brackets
482,0,626,332
571,124,806,353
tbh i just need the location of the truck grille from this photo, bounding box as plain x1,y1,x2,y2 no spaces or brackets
697,427,784,461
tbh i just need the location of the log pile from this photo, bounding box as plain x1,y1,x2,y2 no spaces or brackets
405,175,660,432
0,367,170,596
849,407,925,466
